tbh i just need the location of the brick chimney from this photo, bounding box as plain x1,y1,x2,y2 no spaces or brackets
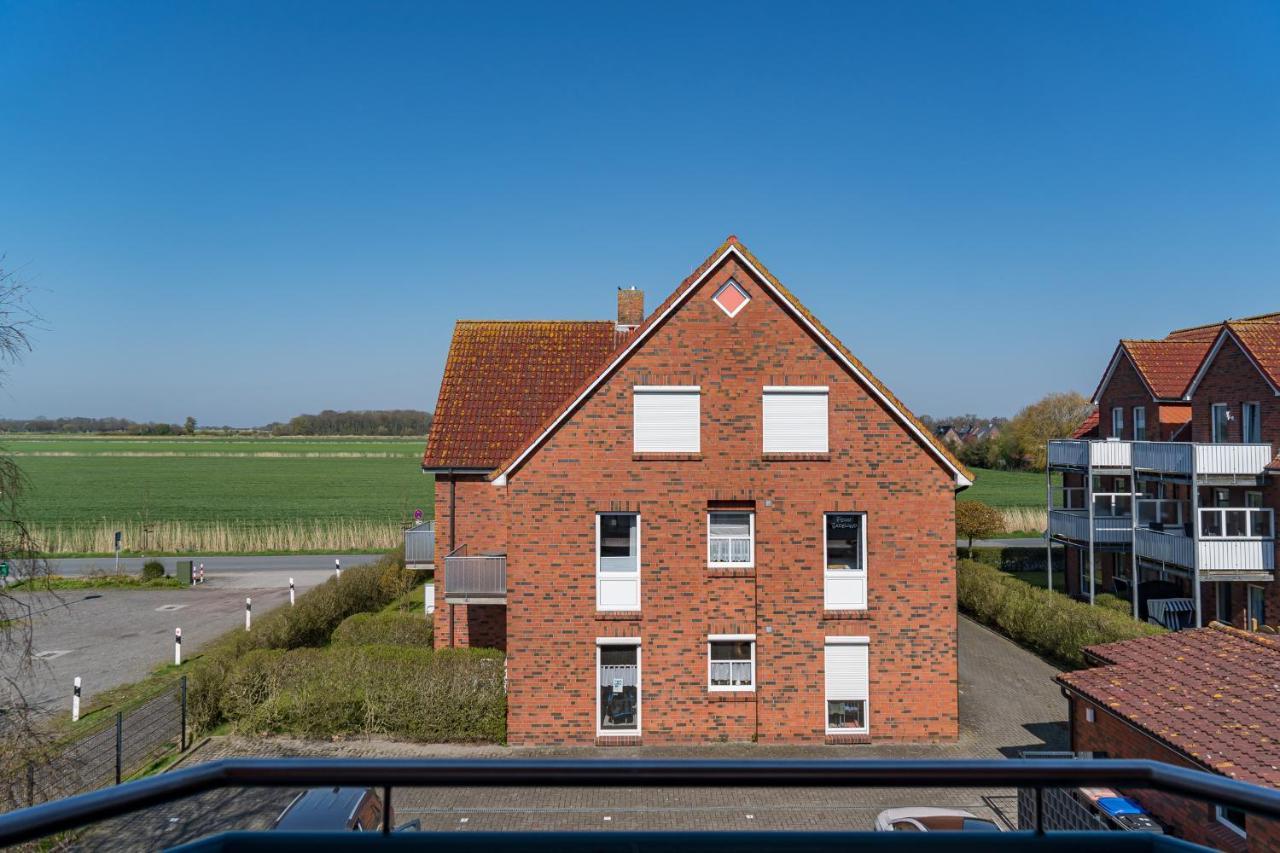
617,286,644,329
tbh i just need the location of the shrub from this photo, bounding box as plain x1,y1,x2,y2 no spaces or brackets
226,645,505,742
1095,593,1134,615
333,611,434,647
957,559,1163,667
140,560,165,580
962,546,1062,574
188,548,422,734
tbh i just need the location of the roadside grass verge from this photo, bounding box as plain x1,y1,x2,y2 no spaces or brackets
7,574,185,591
957,559,1163,668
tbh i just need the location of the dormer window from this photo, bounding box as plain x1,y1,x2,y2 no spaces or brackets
712,279,751,318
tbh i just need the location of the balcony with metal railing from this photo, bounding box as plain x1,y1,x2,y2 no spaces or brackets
1130,441,1273,479
1047,439,1132,470
443,544,507,604
1133,502,1275,579
1047,491,1133,544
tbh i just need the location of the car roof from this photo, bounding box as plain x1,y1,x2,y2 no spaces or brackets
878,807,980,822
273,787,371,831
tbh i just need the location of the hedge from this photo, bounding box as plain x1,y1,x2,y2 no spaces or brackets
188,547,421,734
957,559,1163,667
220,645,505,743
332,611,434,647
961,546,1063,574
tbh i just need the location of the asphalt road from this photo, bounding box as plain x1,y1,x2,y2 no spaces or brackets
9,554,386,717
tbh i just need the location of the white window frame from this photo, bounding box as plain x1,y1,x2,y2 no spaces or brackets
1248,584,1266,631
824,511,868,611
762,386,829,454
824,636,870,735
707,634,756,693
1211,403,1230,443
595,637,641,737
1111,407,1124,438
596,512,641,612
1215,805,1247,839
1132,406,1146,441
633,386,701,453
707,510,755,568
712,279,751,318
1243,402,1262,443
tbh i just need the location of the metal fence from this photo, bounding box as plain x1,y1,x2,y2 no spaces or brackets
8,677,187,811
404,521,435,566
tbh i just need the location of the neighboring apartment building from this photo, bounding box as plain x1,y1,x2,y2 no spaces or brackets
1059,624,1280,852
1047,313,1280,630
421,237,973,746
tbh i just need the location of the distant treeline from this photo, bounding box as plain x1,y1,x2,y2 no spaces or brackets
267,410,432,437
0,409,433,437
0,416,185,435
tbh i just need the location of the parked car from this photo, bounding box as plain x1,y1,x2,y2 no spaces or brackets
874,807,1003,832
272,787,396,832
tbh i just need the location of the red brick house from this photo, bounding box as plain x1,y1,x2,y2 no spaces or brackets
1058,624,1280,851
1048,313,1280,630
422,237,973,745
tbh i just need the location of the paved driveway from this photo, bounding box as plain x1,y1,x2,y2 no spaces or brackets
66,617,1066,848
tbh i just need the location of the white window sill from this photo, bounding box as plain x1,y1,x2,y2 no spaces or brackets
708,685,756,693
708,562,755,569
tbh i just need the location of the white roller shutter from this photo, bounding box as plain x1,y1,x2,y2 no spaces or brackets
763,387,828,453
824,641,869,701
634,387,700,453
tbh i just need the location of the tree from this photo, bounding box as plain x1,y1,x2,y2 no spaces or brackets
0,259,46,802
184,416,197,435
956,500,1005,555
1005,391,1094,471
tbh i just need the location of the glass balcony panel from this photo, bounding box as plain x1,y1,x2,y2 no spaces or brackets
1201,511,1223,537
1225,510,1248,538
1252,510,1273,539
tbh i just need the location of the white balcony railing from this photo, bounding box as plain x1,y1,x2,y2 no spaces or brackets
1198,540,1275,575
1134,507,1275,574
1131,442,1273,476
1048,439,1132,469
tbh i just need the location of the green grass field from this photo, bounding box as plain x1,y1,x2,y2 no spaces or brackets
1,435,435,554
963,467,1049,508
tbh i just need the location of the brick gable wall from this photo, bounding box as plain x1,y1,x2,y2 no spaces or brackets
1098,355,1156,440
500,256,957,745
1069,694,1279,851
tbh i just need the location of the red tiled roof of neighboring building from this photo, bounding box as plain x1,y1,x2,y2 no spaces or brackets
1058,623,1280,789
1071,409,1099,439
421,320,619,469
1166,311,1280,342
486,237,974,486
1119,339,1215,399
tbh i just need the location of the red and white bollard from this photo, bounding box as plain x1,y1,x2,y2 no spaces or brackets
198,563,205,584
174,627,182,666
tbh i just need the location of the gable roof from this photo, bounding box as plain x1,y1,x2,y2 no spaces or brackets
1071,409,1099,439
1058,623,1280,789
1184,320,1280,399
422,321,619,470
489,237,973,488
1091,339,1214,403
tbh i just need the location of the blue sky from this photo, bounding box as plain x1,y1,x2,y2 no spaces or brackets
1,1,1277,425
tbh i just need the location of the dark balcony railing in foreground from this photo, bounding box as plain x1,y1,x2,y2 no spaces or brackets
1,758,1279,850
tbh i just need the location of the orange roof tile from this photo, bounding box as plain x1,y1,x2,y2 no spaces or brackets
1071,409,1099,438
486,238,973,487
1120,339,1215,399
1058,624,1280,789
1227,319,1280,390
422,321,618,469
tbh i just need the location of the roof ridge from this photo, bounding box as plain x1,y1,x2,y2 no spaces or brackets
454,319,614,325
1209,620,1280,655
